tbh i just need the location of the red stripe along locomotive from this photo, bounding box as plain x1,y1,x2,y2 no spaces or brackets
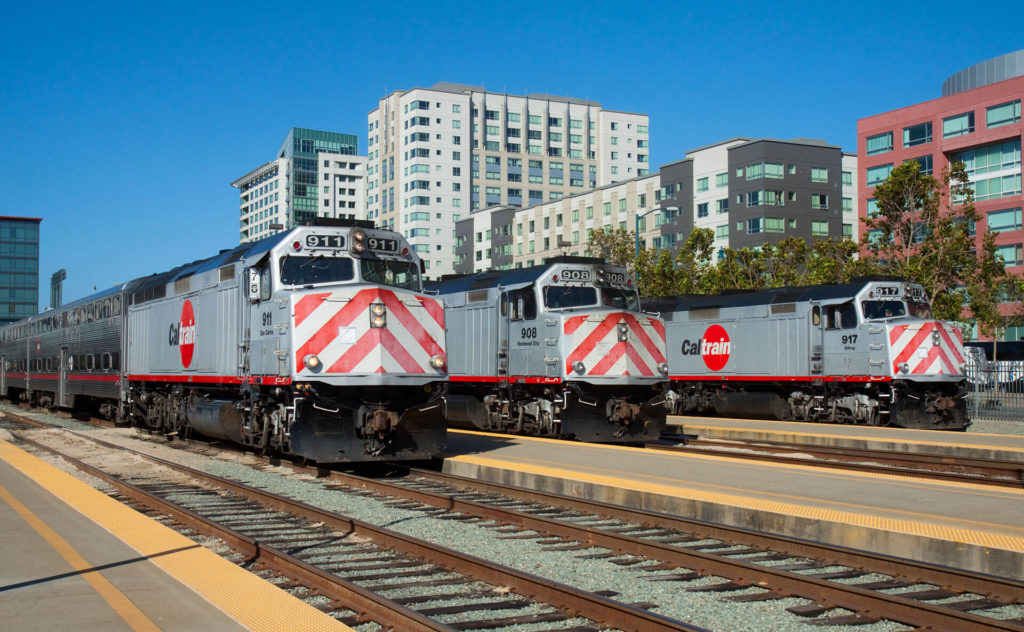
0,219,448,461
427,257,668,441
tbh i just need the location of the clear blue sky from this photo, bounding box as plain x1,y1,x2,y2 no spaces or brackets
1,1,1022,308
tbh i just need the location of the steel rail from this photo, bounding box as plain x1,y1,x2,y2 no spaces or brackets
401,468,1024,603
11,424,701,632
292,467,1023,632
12,432,451,632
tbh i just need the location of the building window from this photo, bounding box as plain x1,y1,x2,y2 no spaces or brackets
942,111,974,138
745,163,763,180
716,225,729,239
747,191,762,207
842,197,853,212
716,199,728,214
696,177,709,191
903,122,932,147
842,171,852,186
697,202,709,218
811,167,828,182
811,194,828,210
951,139,1022,201
812,221,829,237
843,224,853,239
866,164,893,186
866,198,878,217
987,100,1021,129
747,218,762,234
764,163,784,179
905,155,933,175
765,218,784,233
988,207,1023,233
715,173,728,188
866,132,893,155
996,244,1023,266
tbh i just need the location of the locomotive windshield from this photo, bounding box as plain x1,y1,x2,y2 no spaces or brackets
360,258,420,290
544,285,597,309
280,255,354,286
862,300,906,320
601,287,640,311
907,300,932,318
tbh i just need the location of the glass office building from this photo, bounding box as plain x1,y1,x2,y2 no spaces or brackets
0,216,41,324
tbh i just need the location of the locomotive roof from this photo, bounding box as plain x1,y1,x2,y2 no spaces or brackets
127,232,293,299
641,277,911,313
426,257,607,294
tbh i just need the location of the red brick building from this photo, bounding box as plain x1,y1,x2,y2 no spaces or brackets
858,51,1023,339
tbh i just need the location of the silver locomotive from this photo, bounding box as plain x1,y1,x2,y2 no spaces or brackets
427,257,668,441
642,278,968,430
0,220,448,461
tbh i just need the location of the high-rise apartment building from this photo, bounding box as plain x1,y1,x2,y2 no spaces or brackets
367,82,650,279
657,138,857,256
454,174,661,274
455,137,857,275
0,216,40,323
232,128,366,244
858,50,1023,338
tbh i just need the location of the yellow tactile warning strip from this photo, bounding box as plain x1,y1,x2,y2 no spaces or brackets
449,429,1024,494
0,482,161,631
445,448,1024,554
0,440,352,632
673,420,1024,454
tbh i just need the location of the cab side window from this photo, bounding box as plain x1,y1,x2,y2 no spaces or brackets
508,287,537,321
826,302,857,330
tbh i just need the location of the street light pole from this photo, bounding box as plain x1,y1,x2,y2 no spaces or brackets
635,206,678,257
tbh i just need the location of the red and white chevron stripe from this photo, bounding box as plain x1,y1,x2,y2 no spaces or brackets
888,321,965,376
292,288,445,375
563,311,666,377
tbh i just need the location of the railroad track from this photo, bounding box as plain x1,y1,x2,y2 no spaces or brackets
5,409,1024,631
4,425,691,631
652,436,1024,487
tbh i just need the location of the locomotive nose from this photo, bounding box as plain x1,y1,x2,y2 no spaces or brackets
563,311,666,378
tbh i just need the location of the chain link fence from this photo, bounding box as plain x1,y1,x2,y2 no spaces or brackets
965,359,1024,422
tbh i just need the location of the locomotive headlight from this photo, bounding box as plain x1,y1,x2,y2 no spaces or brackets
352,241,366,253
572,361,586,374
353,229,366,242
931,330,940,346
430,354,446,370
303,354,322,371
899,362,910,374
617,322,629,341
659,362,669,375
370,303,386,328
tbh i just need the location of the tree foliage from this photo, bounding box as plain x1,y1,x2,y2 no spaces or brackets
864,160,1017,331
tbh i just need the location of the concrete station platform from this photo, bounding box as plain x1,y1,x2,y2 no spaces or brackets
0,437,351,632
442,429,1024,580
667,415,1024,463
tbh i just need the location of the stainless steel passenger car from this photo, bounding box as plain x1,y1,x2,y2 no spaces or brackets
643,278,968,430
427,257,668,441
0,220,448,461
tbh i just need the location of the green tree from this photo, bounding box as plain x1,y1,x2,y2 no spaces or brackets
585,227,635,272
864,159,1013,326
804,237,881,285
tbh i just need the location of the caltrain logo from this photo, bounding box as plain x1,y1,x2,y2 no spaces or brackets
168,300,196,368
681,324,731,371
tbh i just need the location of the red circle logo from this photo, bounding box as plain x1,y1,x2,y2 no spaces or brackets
179,300,195,368
701,324,730,371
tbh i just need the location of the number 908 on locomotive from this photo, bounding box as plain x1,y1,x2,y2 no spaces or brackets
427,257,669,442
